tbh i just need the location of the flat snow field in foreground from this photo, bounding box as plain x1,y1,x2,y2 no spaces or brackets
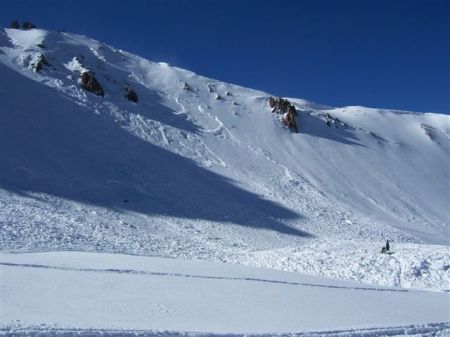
1,252,449,336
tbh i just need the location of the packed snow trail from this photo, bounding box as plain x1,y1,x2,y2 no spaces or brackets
2,324,450,337
1,252,449,335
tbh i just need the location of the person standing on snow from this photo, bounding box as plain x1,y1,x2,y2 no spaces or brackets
381,239,390,253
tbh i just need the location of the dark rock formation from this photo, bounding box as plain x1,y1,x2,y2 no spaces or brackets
182,81,191,91
10,20,20,29
268,96,298,133
124,87,138,103
10,20,36,30
282,105,298,133
325,113,346,129
22,21,36,30
421,124,435,140
325,113,333,127
269,97,291,114
80,71,104,96
33,54,49,73
207,84,216,92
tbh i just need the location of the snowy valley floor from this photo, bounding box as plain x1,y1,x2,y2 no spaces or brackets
1,252,449,336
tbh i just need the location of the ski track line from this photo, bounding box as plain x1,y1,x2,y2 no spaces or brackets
1,322,449,337
0,262,414,293
176,98,227,167
174,96,189,116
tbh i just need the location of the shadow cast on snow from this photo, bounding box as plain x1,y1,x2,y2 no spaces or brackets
299,111,364,147
0,64,309,237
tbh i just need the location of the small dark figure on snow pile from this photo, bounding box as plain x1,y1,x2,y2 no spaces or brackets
381,240,390,254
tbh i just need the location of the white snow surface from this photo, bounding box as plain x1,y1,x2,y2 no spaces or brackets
1,252,449,336
0,27,449,335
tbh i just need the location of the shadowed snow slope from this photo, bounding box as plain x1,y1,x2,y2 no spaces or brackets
0,27,449,298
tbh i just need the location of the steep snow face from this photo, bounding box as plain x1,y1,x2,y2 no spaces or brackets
274,104,450,243
0,28,449,290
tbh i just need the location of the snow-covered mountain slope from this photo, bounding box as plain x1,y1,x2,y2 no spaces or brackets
0,27,449,294
1,252,449,336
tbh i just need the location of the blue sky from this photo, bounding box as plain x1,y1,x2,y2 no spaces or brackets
1,0,449,113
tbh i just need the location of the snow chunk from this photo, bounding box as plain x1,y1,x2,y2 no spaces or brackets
64,56,88,73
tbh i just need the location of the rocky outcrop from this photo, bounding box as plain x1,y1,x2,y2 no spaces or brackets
268,97,298,133
10,20,20,29
80,71,104,96
33,54,49,73
325,113,347,129
283,105,298,133
207,84,216,92
22,21,36,30
10,20,36,29
421,124,435,140
269,97,290,113
181,81,191,91
124,87,138,103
